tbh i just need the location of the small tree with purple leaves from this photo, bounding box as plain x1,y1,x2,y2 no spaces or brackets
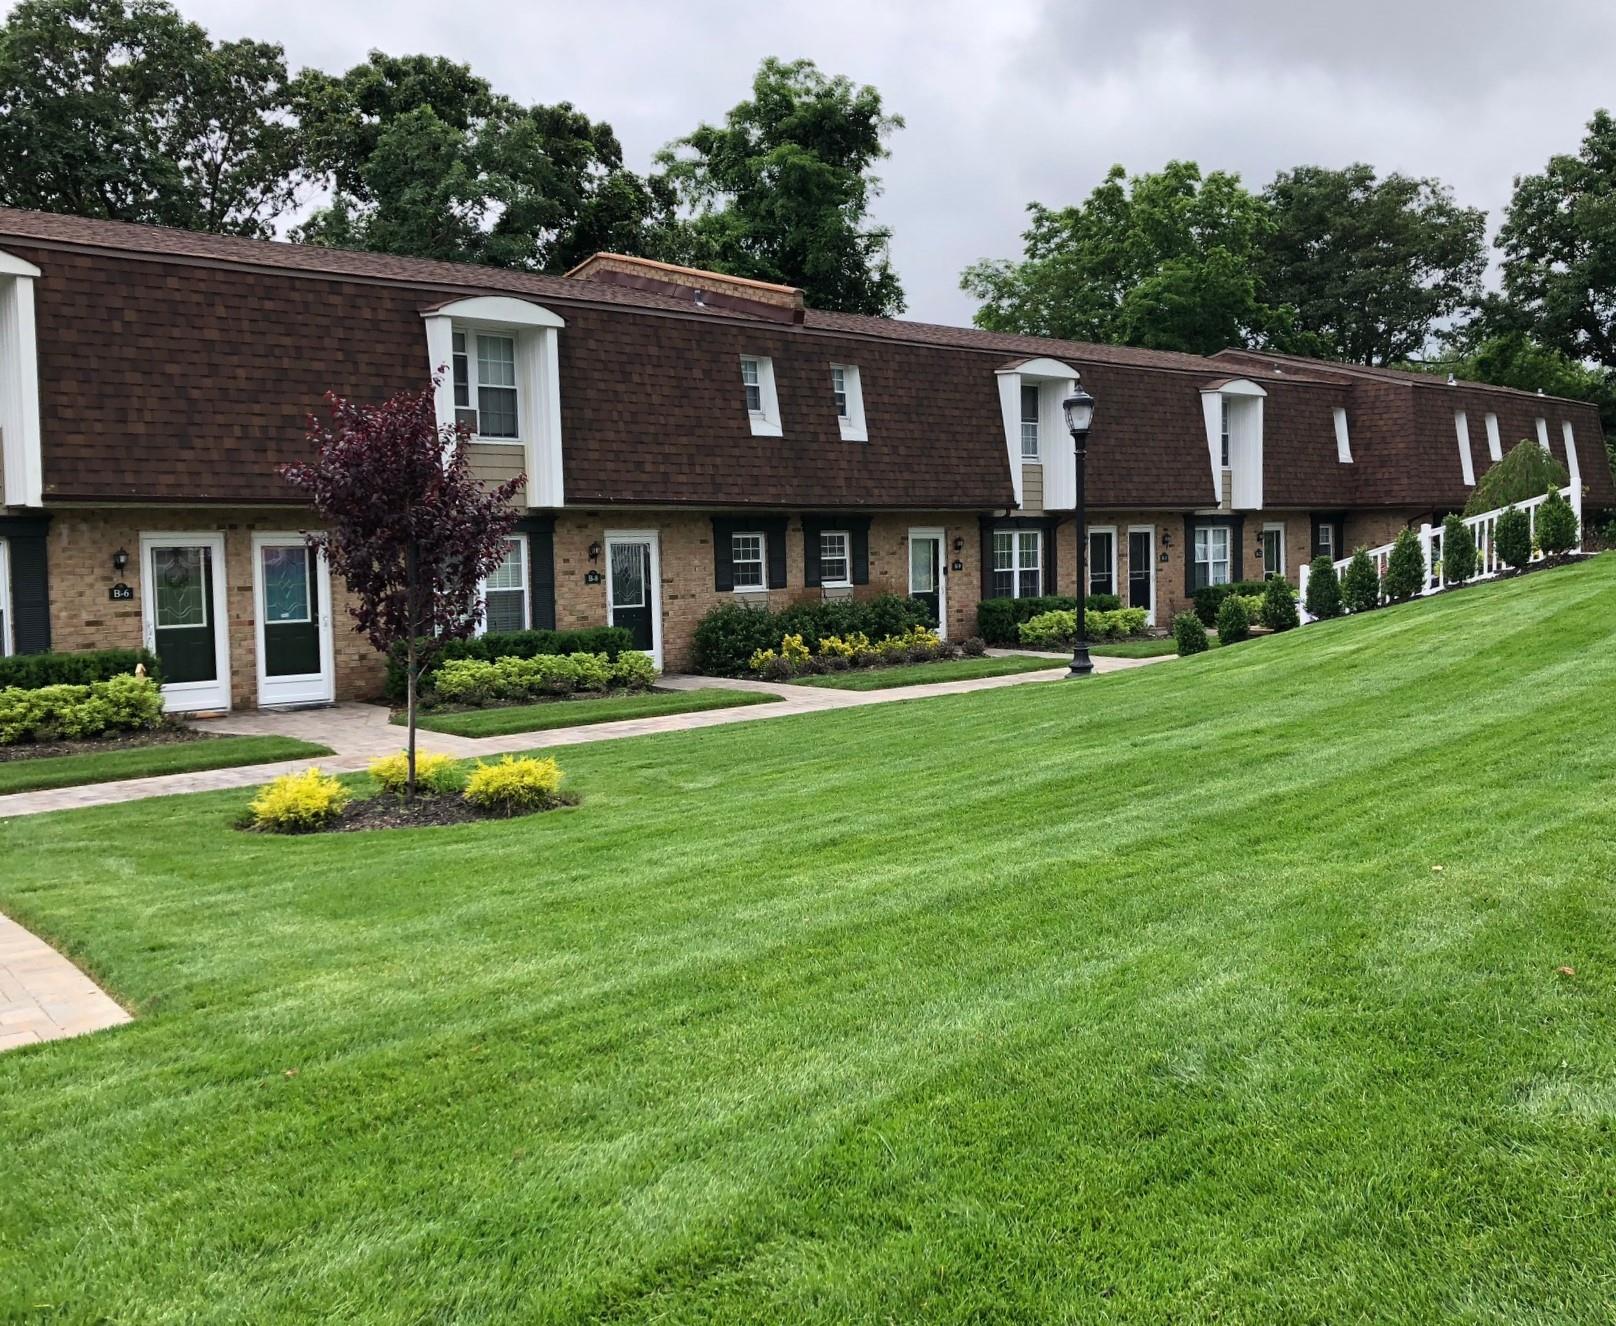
283,383,522,798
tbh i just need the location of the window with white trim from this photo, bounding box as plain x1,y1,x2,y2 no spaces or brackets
992,529,1042,598
1317,523,1335,561
831,367,849,420
1020,385,1040,460
1088,529,1115,597
739,355,782,436
1262,523,1285,578
479,536,529,635
1193,526,1231,590
819,530,851,586
452,329,519,439
741,357,763,414
0,537,10,656
1220,397,1231,469
732,532,766,590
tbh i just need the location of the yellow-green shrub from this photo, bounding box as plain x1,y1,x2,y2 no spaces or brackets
0,674,163,745
248,768,349,833
818,634,856,659
463,755,565,816
608,651,658,688
368,750,463,795
779,633,810,665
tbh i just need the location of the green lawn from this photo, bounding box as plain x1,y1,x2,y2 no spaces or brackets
407,686,779,738
793,652,1060,689
0,734,331,796
5,558,1616,1322
1089,635,1182,658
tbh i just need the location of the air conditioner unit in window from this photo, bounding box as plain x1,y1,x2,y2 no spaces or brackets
455,407,479,433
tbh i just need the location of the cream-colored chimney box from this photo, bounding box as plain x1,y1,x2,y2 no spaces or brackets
565,253,805,321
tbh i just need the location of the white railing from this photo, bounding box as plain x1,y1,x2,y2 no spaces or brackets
1298,484,1581,622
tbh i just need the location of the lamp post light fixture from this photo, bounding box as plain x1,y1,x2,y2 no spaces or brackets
1063,385,1097,678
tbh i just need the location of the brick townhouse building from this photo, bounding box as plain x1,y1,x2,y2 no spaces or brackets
0,208,1609,712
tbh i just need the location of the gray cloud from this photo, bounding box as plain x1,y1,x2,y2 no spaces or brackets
150,0,1616,322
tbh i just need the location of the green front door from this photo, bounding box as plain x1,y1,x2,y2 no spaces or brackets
151,544,217,685
262,545,320,678
608,537,655,654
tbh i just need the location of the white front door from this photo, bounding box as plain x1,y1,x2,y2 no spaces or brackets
141,533,231,713
908,527,947,639
253,534,335,708
605,531,662,670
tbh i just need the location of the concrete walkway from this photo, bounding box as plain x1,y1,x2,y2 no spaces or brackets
0,912,129,1052
0,654,1166,819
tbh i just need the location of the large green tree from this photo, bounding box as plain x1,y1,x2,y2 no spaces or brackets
1497,109,1616,370
961,161,1277,354
656,57,904,316
1260,164,1486,365
0,0,299,235
293,52,673,271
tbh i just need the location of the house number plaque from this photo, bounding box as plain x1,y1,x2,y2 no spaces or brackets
108,583,134,602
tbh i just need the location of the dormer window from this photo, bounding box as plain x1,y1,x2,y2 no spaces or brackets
739,355,782,437
1020,385,1040,459
1220,398,1231,468
831,363,867,441
452,328,519,439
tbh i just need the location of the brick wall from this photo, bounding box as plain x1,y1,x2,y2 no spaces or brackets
45,507,387,708
1053,512,1187,624
551,510,985,670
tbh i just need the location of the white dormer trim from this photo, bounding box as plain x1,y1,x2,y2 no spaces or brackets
997,357,1080,509
1483,412,1503,462
741,354,783,438
423,297,565,508
1200,379,1265,509
1562,420,1582,488
832,363,867,442
1536,417,1551,452
0,249,43,507
1332,406,1353,463
1454,409,1475,486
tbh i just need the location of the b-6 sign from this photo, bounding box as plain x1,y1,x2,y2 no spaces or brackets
108,583,134,602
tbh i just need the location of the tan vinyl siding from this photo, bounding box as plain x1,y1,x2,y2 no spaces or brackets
1021,462,1044,514
468,443,525,498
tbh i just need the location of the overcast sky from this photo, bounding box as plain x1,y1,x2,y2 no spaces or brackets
167,0,1616,324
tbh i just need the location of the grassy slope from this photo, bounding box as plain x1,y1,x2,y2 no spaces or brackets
409,687,778,738
0,735,331,795
793,653,1059,689
4,559,1616,1322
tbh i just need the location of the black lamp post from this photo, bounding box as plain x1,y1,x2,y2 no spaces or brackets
1064,385,1097,678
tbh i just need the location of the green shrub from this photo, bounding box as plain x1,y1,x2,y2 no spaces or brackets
0,674,163,745
1341,549,1381,613
1193,580,1271,627
1215,594,1251,645
609,652,658,688
384,626,633,702
368,751,463,796
694,595,930,674
1303,556,1344,619
1441,514,1477,585
1259,577,1300,631
1173,612,1208,656
464,756,565,816
248,768,349,833
1536,488,1579,555
0,647,161,691
1085,593,1122,612
1019,607,1149,646
1464,439,1568,516
961,636,987,657
1383,527,1425,601
1495,505,1532,570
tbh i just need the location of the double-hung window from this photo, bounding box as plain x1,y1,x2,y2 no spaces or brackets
739,355,783,436
452,329,519,439
1261,524,1285,578
1317,523,1335,562
0,538,9,656
732,532,766,590
1193,526,1231,590
741,357,763,415
1220,397,1231,469
819,531,851,586
1088,530,1115,597
1020,385,1040,460
831,367,849,421
992,529,1042,598
480,536,529,634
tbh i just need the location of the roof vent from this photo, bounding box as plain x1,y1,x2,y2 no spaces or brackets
1447,373,1457,385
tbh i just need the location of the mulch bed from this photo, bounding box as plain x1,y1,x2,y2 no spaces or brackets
242,791,578,835
0,723,204,764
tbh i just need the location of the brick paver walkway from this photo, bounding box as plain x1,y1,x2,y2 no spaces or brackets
0,913,129,1052
0,654,1166,820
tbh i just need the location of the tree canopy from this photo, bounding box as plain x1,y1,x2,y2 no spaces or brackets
961,162,1279,355
1260,164,1486,366
657,57,905,316
0,0,299,235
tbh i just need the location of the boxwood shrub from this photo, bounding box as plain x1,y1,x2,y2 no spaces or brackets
975,594,1122,645
1192,580,1271,627
1215,594,1251,645
693,594,932,675
385,626,634,702
1172,612,1209,656
0,646,161,690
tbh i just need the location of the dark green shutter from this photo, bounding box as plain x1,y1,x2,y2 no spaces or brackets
765,518,788,589
850,519,870,586
980,516,997,600
517,514,556,630
802,516,823,587
0,516,51,654
711,518,736,592
803,514,870,587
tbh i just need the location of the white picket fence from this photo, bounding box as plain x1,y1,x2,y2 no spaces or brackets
1298,485,1581,623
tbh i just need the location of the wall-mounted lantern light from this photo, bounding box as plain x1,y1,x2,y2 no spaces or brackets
588,542,602,562
112,547,129,573
952,536,965,552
